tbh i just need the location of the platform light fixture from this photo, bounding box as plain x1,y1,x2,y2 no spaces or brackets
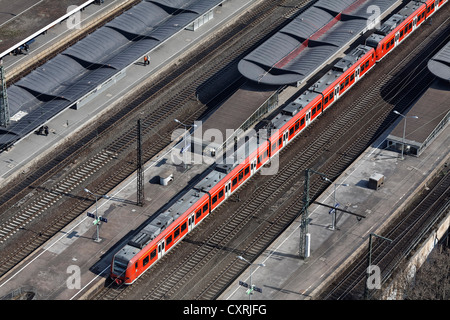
84,188,110,242
237,256,265,300
322,177,349,230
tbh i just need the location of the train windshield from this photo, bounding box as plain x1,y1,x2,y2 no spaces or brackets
112,257,129,277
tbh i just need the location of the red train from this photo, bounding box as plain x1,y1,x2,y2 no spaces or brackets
110,0,447,285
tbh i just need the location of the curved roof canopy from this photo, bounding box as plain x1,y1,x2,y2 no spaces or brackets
428,41,450,81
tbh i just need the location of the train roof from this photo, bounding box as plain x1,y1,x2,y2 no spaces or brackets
367,0,423,44
311,44,373,93
116,185,209,262
1,0,225,150
428,40,450,81
238,0,399,86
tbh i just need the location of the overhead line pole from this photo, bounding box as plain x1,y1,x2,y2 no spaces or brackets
137,119,144,207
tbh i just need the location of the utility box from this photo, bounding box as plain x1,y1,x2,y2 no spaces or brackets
368,173,384,190
159,170,173,186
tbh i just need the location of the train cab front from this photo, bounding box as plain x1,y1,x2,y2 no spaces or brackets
111,252,134,285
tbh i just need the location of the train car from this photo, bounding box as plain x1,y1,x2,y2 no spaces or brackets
366,0,425,61
423,0,448,18
111,132,270,284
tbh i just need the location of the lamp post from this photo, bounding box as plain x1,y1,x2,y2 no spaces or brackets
393,110,418,160
84,188,110,242
237,256,265,300
174,119,197,169
322,177,349,230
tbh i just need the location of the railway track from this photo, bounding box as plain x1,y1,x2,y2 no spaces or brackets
88,13,450,300
319,168,450,300
0,0,316,283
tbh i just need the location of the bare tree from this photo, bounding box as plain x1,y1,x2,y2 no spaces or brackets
404,247,450,300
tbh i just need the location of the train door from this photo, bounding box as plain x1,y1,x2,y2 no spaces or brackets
305,110,311,126
334,85,340,100
282,130,289,146
250,158,257,175
395,32,400,46
188,213,195,231
355,68,361,81
224,180,232,199
413,16,418,29
157,240,165,259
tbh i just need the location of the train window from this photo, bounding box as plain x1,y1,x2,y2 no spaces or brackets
238,170,244,181
272,143,277,152
219,189,224,199
386,42,390,50
166,235,172,246
409,22,412,30
289,127,294,136
212,195,217,205
203,203,208,213
264,150,268,158
196,209,201,219
135,262,138,269
390,39,394,46
244,166,250,176
295,121,299,131
257,155,262,164
340,83,345,91
300,117,305,126
345,77,349,86
311,107,316,116
324,96,329,104
232,177,238,186
400,30,404,37
350,74,354,82
278,138,282,146
317,103,322,111
143,256,149,267
365,61,369,68
329,92,333,99
151,250,156,260
181,222,187,233
174,228,180,239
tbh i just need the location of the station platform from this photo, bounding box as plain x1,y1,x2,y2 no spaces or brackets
0,0,257,184
0,0,259,299
219,106,450,300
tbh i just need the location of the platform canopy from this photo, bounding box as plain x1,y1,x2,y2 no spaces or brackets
428,40,450,82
